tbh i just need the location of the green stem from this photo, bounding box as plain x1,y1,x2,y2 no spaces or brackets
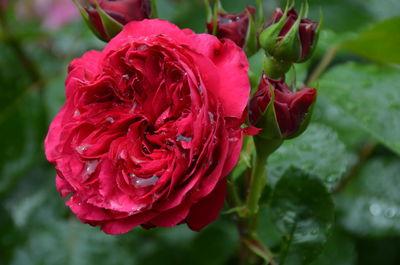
246,151,268,219
306,45,338,86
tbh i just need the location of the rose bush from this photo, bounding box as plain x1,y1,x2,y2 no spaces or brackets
45,19,250,234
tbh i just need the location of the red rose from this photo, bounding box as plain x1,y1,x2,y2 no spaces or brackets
45,19,250,234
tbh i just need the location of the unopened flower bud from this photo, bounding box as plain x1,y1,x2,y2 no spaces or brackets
248,73,316,139
74,0,152,41
207,6,255,48
259,7,320,63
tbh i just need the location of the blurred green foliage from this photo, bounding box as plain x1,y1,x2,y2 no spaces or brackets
1,0,400,265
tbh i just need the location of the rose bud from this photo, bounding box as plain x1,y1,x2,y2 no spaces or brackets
249,73,316,140
259,6,320,63
73,0,152,41
45,19,250,234
206,6,256,48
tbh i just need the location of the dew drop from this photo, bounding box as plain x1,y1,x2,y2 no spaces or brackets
118,150,127,160
228,137,239,142
208,112,215,123
129,102,138,113
122,74,130,80
85,160,99,175
106,117,115,123
130,174,159,188
130,156,145,164
384,207,397,218
176,134,192,143
76,144,91,154
137,44,148,51
131,204,145,212
74,109,80,117
198,82,204,94
369,203,382,216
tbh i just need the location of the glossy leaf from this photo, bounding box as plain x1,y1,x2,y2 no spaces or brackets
270,167,334,265
319,62,400,155
310,228,357,265
268,124,353,190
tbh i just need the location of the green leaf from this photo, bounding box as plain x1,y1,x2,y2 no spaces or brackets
336,158,400,237
310,228,357,265
341,17,400,64
318,62,400,155
268,124,353,190
270,167,334,265
312,95,373,150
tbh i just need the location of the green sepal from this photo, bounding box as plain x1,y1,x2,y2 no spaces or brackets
210,0,221,35
256,0,265,28
244,9,258,56
259,8,288,56
204,0,213,22
93,0,124,40
272,6,303,62
149,0,158,18
71,0,105,41
263,55,292,80
254,135,283,160
256,82,283,140
248,50,266,95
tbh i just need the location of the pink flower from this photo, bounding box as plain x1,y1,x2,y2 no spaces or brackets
45,19,250,234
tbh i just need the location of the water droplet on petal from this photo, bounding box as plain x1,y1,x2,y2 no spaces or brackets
137,44,148,51
130,174,159,188
76,144,91,154
74,110,80,117
118,150,127,160
129,102,137,113
176,134,192,143
131,204,145,212
85,160,99,175
122,74,130,80
106,117,115,123
228,137,239,142
130,156,145,164
208,112,215,123
198,82,204,94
